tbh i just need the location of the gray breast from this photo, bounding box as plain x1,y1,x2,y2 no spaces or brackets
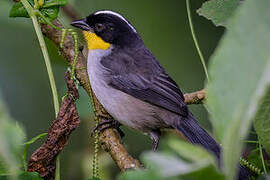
87,48,171,132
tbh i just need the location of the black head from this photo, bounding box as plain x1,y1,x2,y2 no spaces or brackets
71,10,142,47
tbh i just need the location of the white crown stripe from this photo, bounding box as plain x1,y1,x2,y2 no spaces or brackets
94,10,137,33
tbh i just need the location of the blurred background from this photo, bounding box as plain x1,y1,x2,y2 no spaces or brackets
0,0,224,179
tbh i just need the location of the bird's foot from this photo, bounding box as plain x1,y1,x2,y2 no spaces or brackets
91,117,125,138
150,130,161,151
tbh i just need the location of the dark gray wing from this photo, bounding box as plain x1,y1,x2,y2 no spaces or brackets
101,47,188,117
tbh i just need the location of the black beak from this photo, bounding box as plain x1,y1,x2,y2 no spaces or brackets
71,18,91,31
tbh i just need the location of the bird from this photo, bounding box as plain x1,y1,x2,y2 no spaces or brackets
71,10,250,179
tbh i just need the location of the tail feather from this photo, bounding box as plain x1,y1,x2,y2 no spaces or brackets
173,112,250,180
175,113,221,161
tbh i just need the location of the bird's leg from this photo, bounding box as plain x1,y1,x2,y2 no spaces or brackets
91,116,125,138
150,130,161,151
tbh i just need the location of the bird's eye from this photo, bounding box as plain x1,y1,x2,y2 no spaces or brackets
109,26,114,31
95,23,105,32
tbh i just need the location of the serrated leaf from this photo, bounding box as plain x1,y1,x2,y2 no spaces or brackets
206,0,270,179
254,88,270,154
9,2,29,18
197,0,240,27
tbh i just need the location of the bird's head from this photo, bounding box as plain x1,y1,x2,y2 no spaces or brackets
71,10,142,50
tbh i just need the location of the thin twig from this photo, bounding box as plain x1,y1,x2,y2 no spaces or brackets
184,89,205,104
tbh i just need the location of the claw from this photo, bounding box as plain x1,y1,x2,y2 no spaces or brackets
150,130,161,151
91,118,125,138
91,119,114,136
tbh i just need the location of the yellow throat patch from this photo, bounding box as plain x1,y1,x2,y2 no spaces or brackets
83,31,110,50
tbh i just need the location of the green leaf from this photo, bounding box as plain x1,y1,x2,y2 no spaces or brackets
197,0,240,27
118,170,163,180
42,0,67,8
168,139,214,163
9,0,66,21
18,171,43,180
142,152,193,177
38,6,59,23
254,88,270,154
86,178,101,180
141,152,223,180
181,164,224,180
206,0,270,179
0,171,43,180
0,99,26,175
9,2,29,18
118,140,224,180
0,159,8,175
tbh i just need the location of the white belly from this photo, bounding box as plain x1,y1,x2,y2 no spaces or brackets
87,49,165,132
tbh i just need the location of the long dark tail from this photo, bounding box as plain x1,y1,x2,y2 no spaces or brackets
173,113,250,180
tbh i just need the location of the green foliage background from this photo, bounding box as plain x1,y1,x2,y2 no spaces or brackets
0,0,222,179
1,0,270,179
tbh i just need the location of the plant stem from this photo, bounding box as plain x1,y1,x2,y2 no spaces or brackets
32,14,62,180
186,0,209,81
87,82,100,178
20,0,60,179
259,141,267,174
55,157,60,180
21,0,60,116
243,140,259,144
32,15,60,116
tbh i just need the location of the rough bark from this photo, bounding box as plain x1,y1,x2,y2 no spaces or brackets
27,71,80,179
184,88,206,105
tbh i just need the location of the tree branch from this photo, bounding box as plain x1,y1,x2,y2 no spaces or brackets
40,19,206,171
27,71,80,179
184,88,206,105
